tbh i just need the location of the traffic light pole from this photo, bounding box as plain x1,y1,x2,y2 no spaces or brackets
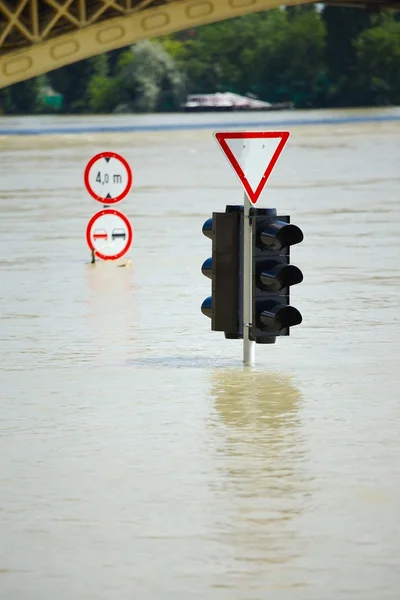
243,193,256,366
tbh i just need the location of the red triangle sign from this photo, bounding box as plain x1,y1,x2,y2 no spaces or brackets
214,131,290,205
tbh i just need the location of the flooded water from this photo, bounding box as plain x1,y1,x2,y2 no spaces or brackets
1,109,400,600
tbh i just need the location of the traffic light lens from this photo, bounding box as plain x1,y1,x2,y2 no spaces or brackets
259,222,303,251
201,296,212,319
202,218,213,240
201,257,213,280
259,263,303,291
259,302,302,331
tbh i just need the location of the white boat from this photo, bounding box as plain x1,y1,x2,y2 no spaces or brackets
181,92,293,112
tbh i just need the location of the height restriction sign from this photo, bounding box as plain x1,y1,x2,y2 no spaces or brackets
84,151,133,204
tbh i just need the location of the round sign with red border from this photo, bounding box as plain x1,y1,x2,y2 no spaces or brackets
86,209,133,261
84,152,133,204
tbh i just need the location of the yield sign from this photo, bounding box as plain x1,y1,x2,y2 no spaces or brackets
214,131,290,205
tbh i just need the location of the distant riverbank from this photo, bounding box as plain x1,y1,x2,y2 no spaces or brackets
1,107,400,136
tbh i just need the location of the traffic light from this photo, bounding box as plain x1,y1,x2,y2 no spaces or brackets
201,205,243,339
251,208,303,344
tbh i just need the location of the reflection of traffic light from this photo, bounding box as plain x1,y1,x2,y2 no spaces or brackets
201,205,243,339
251,208,303,344
211,369,301,432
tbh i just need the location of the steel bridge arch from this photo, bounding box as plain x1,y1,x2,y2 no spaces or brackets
0,0,317,88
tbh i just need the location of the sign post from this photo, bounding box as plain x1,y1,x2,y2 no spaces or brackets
243,191,255,365
214,131,290,366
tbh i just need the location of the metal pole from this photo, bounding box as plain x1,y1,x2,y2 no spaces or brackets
243,192,256,365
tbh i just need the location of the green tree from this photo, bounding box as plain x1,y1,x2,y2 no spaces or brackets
286,4,317,19
0,78,41,114
353,16,400,105
251,9,327,106
86,76,118,113
47,54,108,113
87,40,185,113
321,6,374,105
0,87,13,114
163,14,266,94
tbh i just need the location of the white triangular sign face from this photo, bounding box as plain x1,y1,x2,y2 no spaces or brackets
214,131,290,204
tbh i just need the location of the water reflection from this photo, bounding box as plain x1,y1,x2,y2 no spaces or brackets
84,260,140,361
212,369,302,431
208,369,310,588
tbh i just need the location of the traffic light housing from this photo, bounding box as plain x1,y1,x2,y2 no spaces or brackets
251,208,303,344
201,205,243,338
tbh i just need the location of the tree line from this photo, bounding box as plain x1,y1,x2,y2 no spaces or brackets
0,6,399,115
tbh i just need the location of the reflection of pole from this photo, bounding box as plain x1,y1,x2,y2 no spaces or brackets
243,193,255,366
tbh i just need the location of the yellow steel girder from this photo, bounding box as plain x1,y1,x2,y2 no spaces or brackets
0,0,316,88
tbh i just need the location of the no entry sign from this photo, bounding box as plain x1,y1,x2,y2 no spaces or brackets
86,209,133,260
84,152,133,204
